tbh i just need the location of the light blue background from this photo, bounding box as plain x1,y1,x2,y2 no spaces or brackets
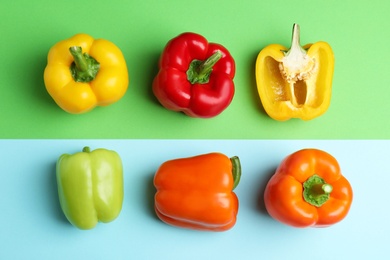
0,140,387,259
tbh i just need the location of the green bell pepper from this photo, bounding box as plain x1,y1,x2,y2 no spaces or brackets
56,146,124,230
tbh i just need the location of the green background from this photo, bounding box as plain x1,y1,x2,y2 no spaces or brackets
1,0,389,139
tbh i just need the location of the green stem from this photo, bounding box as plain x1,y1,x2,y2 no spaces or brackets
291,24,301,53
280,23,315,107
320,183,333,194
82,147,91,153
303,174,333,207
286,23,307,56
69,46,100,83
69,46,88,72
230,156,241,190
186,50,222,84
288,24,303,107
198,51,222,75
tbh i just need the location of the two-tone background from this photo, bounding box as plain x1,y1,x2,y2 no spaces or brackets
1,0,389,259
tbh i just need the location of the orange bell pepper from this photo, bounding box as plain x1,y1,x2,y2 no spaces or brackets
264,149,353,228
44,33,129,114
154,153,241,231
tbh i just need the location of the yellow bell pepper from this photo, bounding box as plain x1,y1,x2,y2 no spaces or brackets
44,33,129,114
255,24,334,121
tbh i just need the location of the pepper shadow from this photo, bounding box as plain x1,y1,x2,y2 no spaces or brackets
248,50,268,117
28,47,59,110
145,52,161,103
127,43,161,108
143,172,159,221
46,162,70,225
256,166,277,216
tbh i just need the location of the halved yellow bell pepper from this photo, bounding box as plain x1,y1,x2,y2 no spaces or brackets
44,33,129,114
255,24,334,121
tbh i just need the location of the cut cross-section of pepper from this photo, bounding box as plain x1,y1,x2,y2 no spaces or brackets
255,24,334,121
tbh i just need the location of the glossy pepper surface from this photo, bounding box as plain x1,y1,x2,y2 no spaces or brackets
153,32,236,118
255,24,334,121
56,147,124,230
264,149,353,228
154,153,241,231
44,33,129,114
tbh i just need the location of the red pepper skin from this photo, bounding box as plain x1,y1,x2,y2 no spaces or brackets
154,153,240,231
153,32,235,118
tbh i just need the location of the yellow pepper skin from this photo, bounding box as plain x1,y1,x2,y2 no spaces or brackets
44,34,129,114
255,24,334,121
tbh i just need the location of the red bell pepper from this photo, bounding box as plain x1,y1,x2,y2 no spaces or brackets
153,32,236,118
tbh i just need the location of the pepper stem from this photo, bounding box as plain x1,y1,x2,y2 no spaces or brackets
303,174,333,207
230,156,241,190
187,50,223,84
70,46,88,71
279,23,315,107
288,24,302,107
289,24,304,56
82,147,91,153
69,46,100,83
